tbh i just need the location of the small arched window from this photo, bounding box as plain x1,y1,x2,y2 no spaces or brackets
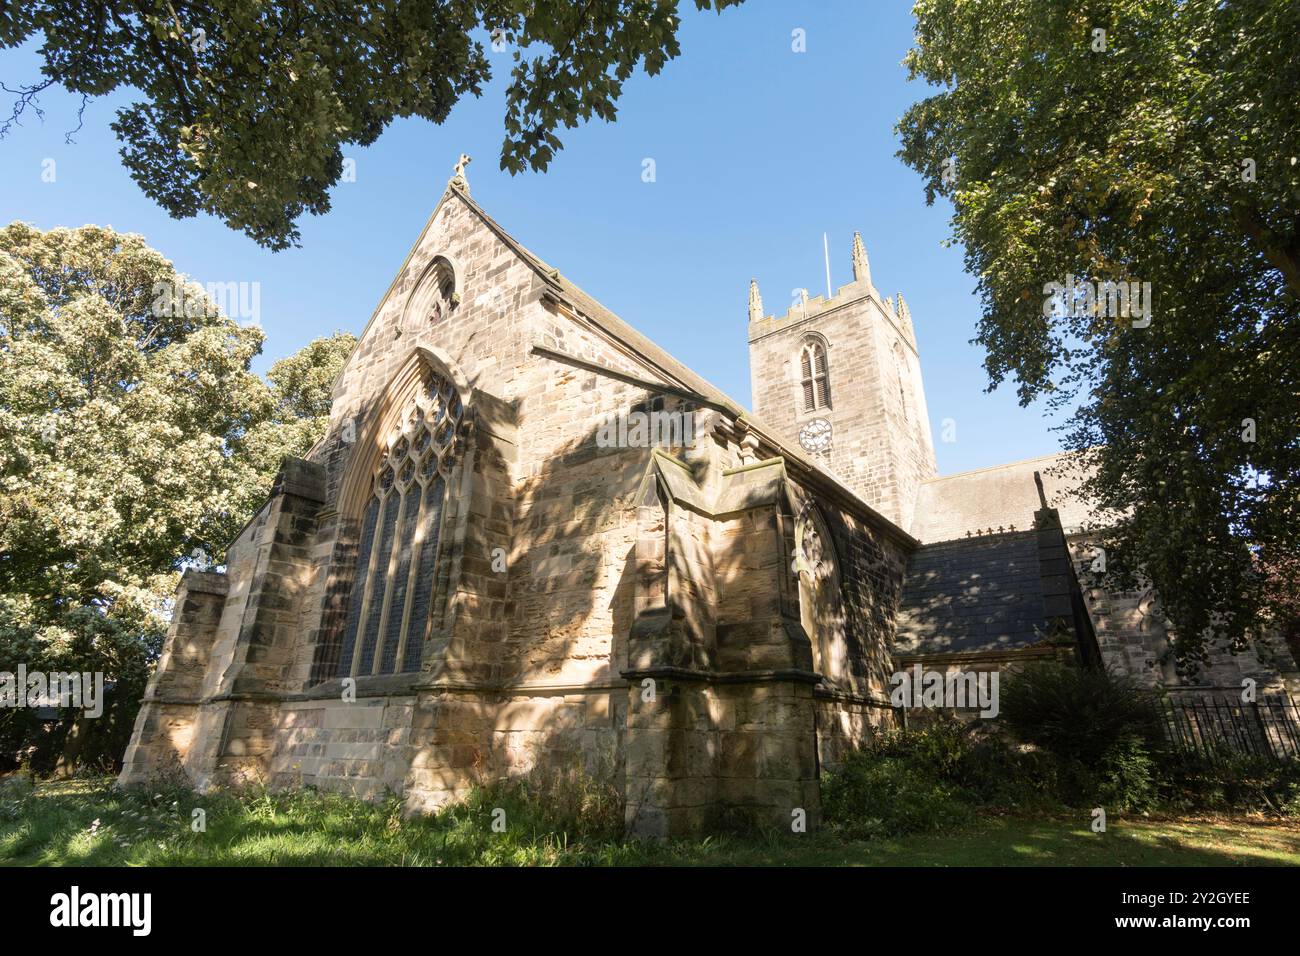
336,370,465,678
799,338,831,413
398,255,459,335
428,264,457,326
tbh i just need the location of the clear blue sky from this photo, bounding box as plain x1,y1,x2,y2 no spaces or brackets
0,0,1061,476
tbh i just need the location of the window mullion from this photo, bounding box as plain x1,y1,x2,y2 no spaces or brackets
391,482,429,673
371,489,409,676
349,492,387,679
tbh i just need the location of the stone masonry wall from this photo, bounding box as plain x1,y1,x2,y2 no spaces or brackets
120,187,914,837
748,271,936,529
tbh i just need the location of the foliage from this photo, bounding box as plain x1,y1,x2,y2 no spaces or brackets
0,222,354,772
1056,735,1158,812
820,719,1029,838
897,0,1300,670
999,664,1164,767
242,331,357,481
821,750,971,839
2,1,745,249
1153,750,1300,816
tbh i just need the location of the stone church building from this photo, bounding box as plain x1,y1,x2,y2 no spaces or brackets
120,163,1300,836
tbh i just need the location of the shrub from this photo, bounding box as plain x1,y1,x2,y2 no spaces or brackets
821,749,971,839
1153,750,1300,815
1051,736,1158,811
1000,664,1163,764
950,736,1061,808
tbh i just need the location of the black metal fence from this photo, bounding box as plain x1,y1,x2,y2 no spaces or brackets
1159,692,1300,762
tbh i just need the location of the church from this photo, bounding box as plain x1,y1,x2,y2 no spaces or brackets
120,161,1300,836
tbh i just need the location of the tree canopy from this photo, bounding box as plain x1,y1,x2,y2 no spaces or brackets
0,222,353,769
897,0,1300,671
1,1,742,249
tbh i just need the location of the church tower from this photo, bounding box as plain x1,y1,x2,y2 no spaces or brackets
747,233,936,530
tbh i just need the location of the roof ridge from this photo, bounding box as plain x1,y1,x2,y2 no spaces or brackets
923,450,1077,483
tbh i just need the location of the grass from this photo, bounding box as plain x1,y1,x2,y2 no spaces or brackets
2,776,1298,866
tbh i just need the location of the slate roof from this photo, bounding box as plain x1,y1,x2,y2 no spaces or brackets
895,530,1055,656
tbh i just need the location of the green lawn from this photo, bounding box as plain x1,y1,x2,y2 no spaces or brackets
2,777,1297,866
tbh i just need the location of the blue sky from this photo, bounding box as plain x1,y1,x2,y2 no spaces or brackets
0,0,1061,475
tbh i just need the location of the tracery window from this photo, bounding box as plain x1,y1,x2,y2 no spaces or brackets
428,264,457,325
799,338,831,413
336,372,464,678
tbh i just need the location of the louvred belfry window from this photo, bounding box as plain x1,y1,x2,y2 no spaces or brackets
799,339,831,412
337,372,465,678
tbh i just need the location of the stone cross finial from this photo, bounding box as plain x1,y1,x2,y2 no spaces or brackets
852,231,871,285
449,153,472,193
748,278,764,323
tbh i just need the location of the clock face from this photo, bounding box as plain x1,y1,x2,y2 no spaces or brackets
798,417,833,453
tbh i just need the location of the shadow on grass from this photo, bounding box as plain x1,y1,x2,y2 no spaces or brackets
3,778,1298,867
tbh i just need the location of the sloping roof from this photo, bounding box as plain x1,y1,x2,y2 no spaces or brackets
459,189,743,417
451,187,918,547
910,452,1095,543
895,531,1052,656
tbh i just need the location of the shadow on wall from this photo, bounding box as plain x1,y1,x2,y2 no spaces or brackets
403,391,667,809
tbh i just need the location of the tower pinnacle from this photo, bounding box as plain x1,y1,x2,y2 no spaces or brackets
748,278,764,323
851,232,871,285
896,293,913,333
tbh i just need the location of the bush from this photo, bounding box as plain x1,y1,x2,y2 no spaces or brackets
950,736,1061,808
822,718,1051,837
1000,664,1164,766
1048,736,1158,811
1153,750,1300,815
821,749,971,839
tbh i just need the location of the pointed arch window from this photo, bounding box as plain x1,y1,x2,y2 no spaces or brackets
397,255,460,335
336,371,465,678
786,498,847,686
427,261,458,326
799,338,831,413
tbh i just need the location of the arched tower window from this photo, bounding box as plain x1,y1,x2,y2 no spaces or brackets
799,337,831,413
336,370,465,678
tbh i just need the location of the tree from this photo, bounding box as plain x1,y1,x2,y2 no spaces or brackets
0,222,353,771
243,331,357,481
897,0,1299,670
1,1,743,250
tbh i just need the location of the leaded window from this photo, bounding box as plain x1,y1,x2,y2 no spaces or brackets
336,373,464,678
